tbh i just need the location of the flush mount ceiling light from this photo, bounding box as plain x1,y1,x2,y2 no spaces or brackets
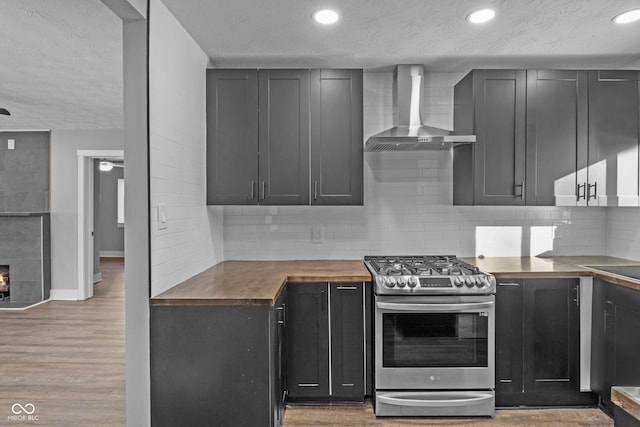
313,9,339,25
613,9,640,24
467,8,496,24
99,160,124,172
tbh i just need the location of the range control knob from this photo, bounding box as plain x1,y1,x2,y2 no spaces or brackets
476,276,486,287
465,276,475,287
407,277,418,288
454,276,464,287
396,278,407,288
382,277,395,288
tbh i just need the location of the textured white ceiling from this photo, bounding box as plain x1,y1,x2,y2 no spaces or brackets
2,0,640,130
0,0,122,130
163,0,640,70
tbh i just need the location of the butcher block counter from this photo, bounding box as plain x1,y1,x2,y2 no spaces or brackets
462,255,640,291
151,256,640,306
151,260,371,306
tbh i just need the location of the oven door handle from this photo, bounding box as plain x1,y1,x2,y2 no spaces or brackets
376,301,494,312
377,393,495,408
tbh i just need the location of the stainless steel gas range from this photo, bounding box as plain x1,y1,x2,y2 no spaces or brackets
364,255,496,417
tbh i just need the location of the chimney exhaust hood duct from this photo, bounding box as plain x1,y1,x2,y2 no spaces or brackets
365,65,475,151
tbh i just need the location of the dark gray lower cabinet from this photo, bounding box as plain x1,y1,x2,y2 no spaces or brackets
591,279,640,415
286,282,368,402
150,291,286,427
496,278,597,406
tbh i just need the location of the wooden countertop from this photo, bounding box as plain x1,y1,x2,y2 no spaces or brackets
462,256,640,291
151,260,371,306
461,256,591,277
152,256,640,306
612,386,640,421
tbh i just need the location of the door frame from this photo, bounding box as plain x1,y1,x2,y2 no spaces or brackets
77,149,124,300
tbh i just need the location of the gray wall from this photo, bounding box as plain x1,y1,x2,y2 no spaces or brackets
49,129,124,299
93,161,124,279
0,131,50,212
98,165,125,255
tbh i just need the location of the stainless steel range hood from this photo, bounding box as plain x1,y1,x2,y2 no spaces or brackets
365,65,475,151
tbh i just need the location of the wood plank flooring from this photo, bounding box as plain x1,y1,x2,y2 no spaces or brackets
284,404,613,426
0,258,615,426
0,258,125,426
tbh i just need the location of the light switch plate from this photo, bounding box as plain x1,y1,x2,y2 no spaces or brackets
7,139,15,150
158,204,168,230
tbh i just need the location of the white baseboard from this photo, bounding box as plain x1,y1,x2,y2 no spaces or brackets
93,272,103,283
100,251,125,258
50,289,79,301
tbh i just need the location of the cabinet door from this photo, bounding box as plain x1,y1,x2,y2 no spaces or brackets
602,283,640,411
522,279,581,401
495,280,524,406
330,282,365,401
286,282,329,399
310,69,363,205
206,69,259,205
587,71,640,206
258,70,310,205
473,70,527,205
526,70,588,206
272,291,287,426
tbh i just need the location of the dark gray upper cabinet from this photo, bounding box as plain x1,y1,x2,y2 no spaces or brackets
259,69,310,205
584,70,640,207
526,70,588,206
453,70,527,205
454,68,640,206
206,69,259,205
310,69,364,205
206,68,363,206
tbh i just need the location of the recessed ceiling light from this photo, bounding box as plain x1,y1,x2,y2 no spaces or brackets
313,9,339,25
613,9,640,24
467,8,496,24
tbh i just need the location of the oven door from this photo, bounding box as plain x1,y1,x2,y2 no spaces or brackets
375,294,495,390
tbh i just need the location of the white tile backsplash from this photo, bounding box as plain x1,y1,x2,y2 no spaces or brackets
606,208,640,261
223,151,607,260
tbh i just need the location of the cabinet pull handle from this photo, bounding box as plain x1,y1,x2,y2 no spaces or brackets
276,305,285,325
577,183,586,201
515,181,525,199
250,181,256,200
588,182,597,200
498,283,520,287
320,289,325,312
499,379,513,383
261,181,266,200
336,286,358,290
573,285,580,307
314,181,318,201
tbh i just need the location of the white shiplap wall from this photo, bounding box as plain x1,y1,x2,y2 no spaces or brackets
606,208,640,261
222,72,607,260
149,0,223,296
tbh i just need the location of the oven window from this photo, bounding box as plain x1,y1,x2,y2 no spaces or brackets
382,313,488,367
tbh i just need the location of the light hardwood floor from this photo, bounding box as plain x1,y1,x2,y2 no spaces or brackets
284,404,613,426
0,259,614,426
0,258,125,426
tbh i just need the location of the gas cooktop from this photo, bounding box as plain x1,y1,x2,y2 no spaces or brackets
364,255,495,295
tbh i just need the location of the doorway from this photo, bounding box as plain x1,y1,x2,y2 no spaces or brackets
77,149,125,300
